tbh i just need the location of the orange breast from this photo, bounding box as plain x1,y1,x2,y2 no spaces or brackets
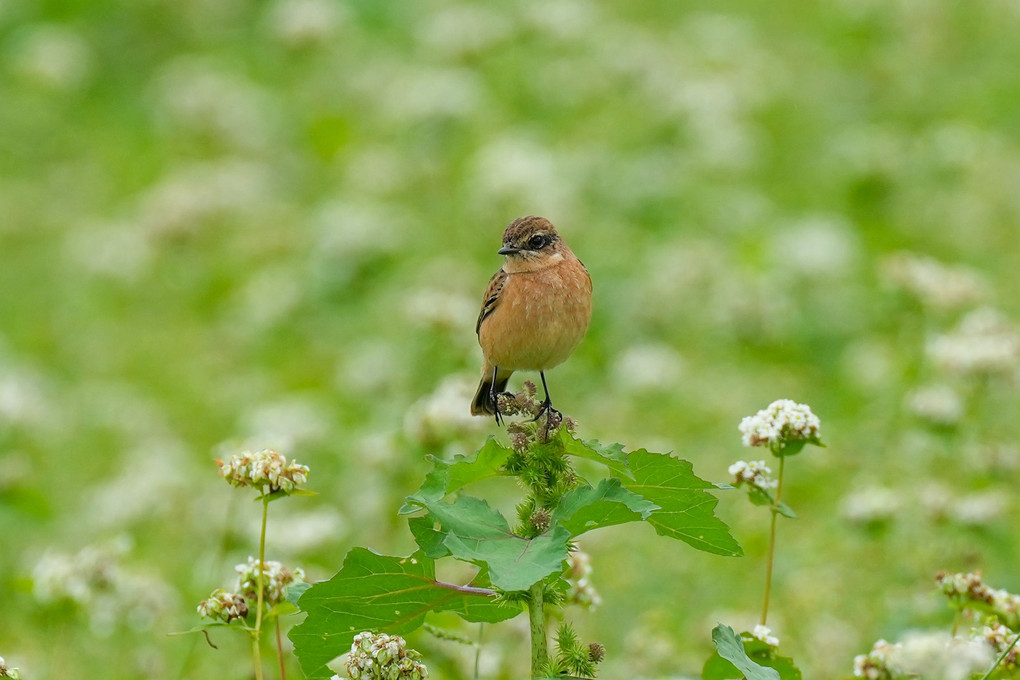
478,258,592,371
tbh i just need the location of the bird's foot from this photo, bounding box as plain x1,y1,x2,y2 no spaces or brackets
492,391,517,427
531,399,562,438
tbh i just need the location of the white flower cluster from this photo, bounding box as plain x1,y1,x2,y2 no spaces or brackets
235,557,306,607
739,399,821,452
840,486,902,525
979,622,1020,670
0,656,23,680
218,449,309,493
854,631,997,680
881,252,987,310
853,638,898,679
344,632,429,680
565,549,601,610
728,460,777,493
749,624,780,648
197,588,249,623
936,571,1020,627
927,308,1020,377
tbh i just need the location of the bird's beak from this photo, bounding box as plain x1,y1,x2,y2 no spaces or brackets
498,245,521,255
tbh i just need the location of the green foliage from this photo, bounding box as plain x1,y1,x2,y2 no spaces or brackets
545,623,599,679
289,548,519,679
704,625,784,680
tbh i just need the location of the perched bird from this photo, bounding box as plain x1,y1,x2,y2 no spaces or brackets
471,215,592,424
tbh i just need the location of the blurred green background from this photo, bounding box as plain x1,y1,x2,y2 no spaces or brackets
2,0,1020,677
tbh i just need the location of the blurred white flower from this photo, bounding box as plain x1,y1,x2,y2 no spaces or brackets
905,384,963,425
314,200,404,258
951,490,1007,527
770,215,860,277
841,486,902,525
471,135,574,215
336,342,401,395
11,24,93,89
419,4,513,57
86,438,192,528
229,266,303,329
136,160,272,238
890,631,992,680
881,252,987,310
928,307,1020,376
378,66,484,121
404,375,488,446
565,548,601,610
267,0,347,46
611,343,685,393
31,538,176,635
65,220,155,281
853,638,900,679
264,507,347,553
749,624,779,648
402,288,477,332
523,0,599,40
0,365,49,426
152,58,277,150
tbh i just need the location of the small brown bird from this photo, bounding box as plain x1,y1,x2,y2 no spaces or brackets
471,216,592,424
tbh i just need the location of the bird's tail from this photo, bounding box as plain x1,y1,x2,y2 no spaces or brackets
470,372,511,416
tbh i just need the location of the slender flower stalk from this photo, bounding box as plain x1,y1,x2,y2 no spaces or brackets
761,456,785,626
252,496,270,680
979,632,1020,680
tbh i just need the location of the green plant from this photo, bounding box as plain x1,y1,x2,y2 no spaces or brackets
289,384,742,679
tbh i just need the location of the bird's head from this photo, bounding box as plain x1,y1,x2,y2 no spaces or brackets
498,216,567,272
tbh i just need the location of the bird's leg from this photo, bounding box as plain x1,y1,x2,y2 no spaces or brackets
490,365,503,426
532,372,561,434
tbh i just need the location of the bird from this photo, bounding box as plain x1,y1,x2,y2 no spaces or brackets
470,215,592,425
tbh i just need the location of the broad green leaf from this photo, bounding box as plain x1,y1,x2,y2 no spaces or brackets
742,638,803,680
419,494,572,592
552,478,659,536
558,431,633,479
289,548,518,679
624,450,742,557
408,515,451,559
706,625,780,680
399,438,512,514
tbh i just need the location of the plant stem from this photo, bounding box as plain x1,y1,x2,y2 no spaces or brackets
979,631,1020,680
277,618,287,680
473,623,484,680
528,581,548,678
761,455,786,626
251,496,270,680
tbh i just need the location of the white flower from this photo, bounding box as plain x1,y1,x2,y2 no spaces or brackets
611,343,685,393
197,588,248,622
403,376,489,446
738,399,821,452
11,24,93,89
728,460,777,493
345,632,428,679
853,639,901,679
750,624,779,647
235,557,305,607
217,449,310,492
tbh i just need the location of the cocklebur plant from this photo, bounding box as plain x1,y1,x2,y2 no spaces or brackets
289,382,743,680
703,399,824,680
184,449,312,680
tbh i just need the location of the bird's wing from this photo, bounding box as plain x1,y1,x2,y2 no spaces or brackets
476,268,508,335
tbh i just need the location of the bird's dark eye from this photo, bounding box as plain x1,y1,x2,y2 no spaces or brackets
528,235,546,250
